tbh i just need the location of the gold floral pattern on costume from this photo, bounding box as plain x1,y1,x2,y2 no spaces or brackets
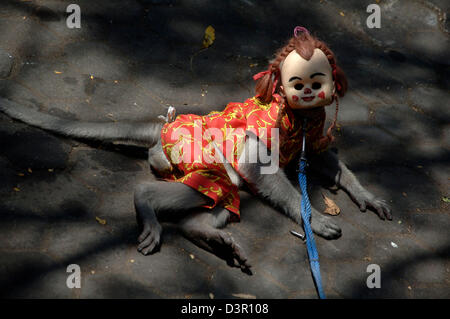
158,94,328,221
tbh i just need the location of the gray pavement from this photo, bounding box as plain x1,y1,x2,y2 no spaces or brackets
0,0,449,298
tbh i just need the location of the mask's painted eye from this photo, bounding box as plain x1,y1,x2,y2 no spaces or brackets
294,83,304,90
312,82,322,90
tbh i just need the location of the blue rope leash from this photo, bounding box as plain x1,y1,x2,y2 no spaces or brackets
296,119,326,299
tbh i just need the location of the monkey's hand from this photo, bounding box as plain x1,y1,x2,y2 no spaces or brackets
352,191,392,221
311,150,393,221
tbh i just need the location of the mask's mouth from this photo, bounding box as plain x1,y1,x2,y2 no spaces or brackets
301,96,315,102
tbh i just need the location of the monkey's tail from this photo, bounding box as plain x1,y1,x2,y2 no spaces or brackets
0,97,163,146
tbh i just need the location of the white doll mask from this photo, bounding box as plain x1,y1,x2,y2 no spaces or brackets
280,48,334,109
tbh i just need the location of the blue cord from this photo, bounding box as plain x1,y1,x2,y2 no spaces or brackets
298,138,326,299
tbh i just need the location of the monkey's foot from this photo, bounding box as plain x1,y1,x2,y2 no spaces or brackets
137,221,162,255
213,230,251,272
311,214,342,239
354,193,393,220
182,225,251,273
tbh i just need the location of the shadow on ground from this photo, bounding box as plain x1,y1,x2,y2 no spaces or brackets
0,0,448,298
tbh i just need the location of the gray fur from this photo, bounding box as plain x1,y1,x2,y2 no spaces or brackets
148,139,172,172
134,181,211,255
0,98,162,146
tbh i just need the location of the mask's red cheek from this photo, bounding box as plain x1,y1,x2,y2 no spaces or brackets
292,95,299,102
318,91,325,99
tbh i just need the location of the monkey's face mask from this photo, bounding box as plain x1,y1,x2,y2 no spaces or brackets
280,49,335,110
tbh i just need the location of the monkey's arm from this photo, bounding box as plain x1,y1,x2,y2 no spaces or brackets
237,133,341,239
239,158,303,224
310,149,392,220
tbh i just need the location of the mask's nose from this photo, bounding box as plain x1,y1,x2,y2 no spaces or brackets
304,88,312,94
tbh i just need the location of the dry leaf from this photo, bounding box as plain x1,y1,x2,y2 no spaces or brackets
95,216,107,225
202,25,215,48
232,293,256,299
322,194,340,216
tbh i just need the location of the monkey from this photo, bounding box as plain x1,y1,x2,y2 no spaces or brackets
0,30,392,272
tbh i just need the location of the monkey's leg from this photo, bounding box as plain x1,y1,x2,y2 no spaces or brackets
310,149,392,220
238,133,342,239
134,181,211,255
178,208,251,272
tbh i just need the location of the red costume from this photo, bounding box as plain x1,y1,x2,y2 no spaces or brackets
159,94,328,221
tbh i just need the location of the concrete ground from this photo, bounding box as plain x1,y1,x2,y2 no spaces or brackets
0,0,448,298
